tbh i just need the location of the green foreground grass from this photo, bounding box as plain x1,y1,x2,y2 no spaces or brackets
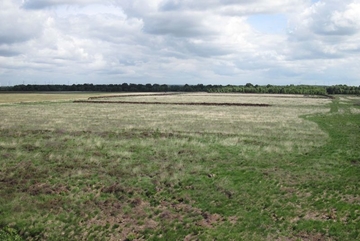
0,94,359,240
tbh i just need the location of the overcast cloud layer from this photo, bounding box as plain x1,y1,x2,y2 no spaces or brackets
0,0,359,86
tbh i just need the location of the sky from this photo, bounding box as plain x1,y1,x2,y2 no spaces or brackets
0,0,360,86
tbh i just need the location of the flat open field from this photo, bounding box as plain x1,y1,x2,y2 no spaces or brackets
0,93,359,240
0,92,119,104
83,93,331,107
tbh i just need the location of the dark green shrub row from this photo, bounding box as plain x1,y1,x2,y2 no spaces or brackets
1,83,359,95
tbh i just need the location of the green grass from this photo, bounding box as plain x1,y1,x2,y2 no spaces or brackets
0,93,359,240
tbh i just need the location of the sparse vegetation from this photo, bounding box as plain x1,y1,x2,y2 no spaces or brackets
0,93,359,240
0,92,116,104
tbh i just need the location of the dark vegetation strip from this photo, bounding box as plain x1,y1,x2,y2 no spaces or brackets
73,100,271,107
2,83,360,95
0,128,244,140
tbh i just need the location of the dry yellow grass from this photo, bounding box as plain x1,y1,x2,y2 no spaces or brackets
0,92,116,104
0,93,330,157
98,93,331,107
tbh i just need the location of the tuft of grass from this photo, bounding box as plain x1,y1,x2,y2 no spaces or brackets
0,227,23,241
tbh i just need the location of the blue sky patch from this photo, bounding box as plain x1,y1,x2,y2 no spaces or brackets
247,14,287,34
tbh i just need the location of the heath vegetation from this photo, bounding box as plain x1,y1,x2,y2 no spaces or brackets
0,93,359,240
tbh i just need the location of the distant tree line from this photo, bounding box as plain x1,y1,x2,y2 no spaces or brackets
207,83,329,95
0,83,359,95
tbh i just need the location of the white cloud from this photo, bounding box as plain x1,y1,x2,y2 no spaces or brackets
22,0,106,9
0,0,46,45
287,0,360,60
158,0,307,15
331,3,360,34
143,12,217,38
0,0,359,86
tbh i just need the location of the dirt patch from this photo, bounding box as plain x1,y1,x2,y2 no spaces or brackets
155,200,225,228
95,183,226,237
74,100,271,107
341,194,360,204
294,231,332,241
196,212,223,228
290,209,338,224
303,209,337,221
275,231,333,241
0,161,49,188
74,183,228,240
79,198,156,241
26,183,69,196
350,160,359,165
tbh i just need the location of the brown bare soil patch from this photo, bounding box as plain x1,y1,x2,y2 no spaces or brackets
341,194,360,204
350,160,359,165
26,183,69,196
303,209,337,221
63,183,227,240
275,231,333,241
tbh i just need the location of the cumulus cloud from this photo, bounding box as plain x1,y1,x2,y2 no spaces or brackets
0,0,46,44
22,0,105,9
158,0,307,15
0,48,20,57
330,2,360,35
295,0,360,36
288,0,360,60
142,12,217,38
0,0,359,86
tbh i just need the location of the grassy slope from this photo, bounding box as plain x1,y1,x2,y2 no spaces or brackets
0,96,359,240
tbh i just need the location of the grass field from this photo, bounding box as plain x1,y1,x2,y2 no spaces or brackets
0,93,359,240
0,92,118,104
